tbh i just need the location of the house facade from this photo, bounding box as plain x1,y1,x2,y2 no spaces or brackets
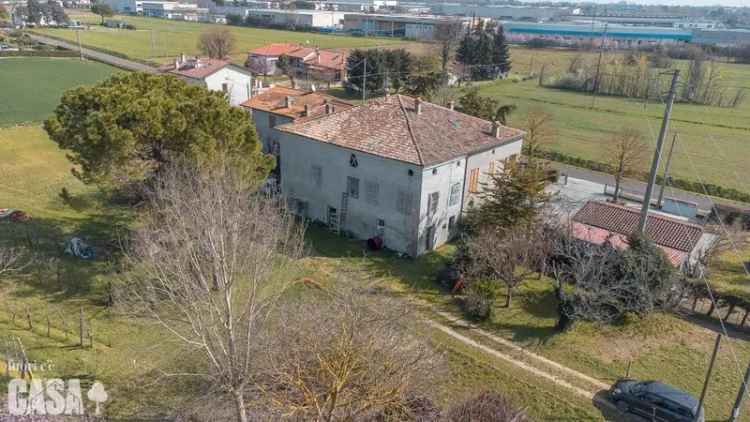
246,43,347,83
274,95,524,256
162,55,254,106
240,86,354,154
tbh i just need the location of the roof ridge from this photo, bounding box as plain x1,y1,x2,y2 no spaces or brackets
397,95,424,166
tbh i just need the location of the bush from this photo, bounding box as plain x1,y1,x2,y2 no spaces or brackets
445,391,530,422
463,280,497,321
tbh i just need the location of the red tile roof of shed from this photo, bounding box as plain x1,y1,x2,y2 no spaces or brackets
572,201,703,253
240,86,354,120
276,95,525,165
248,43,301,57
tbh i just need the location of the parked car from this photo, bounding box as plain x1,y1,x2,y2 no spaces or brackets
610,379,704,422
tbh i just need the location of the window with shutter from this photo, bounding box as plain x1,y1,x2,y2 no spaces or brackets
347,177,360,199
468,168,480,193
428,192,440,216
365,181,379,205
488,160,496,175
449,182,461,206
396,190,413,215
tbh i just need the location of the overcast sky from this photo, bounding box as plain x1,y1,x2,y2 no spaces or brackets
520,0,747,7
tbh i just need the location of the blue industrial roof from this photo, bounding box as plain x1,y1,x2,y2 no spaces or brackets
504,23,693,41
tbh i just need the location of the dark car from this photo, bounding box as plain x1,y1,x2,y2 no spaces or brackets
610,379,704,422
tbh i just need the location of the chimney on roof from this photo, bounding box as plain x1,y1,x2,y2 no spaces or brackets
492,121,501,138
304,104,310,117
449,101,455,111
415,97,423,115
285,96,294,108
180,52,186,64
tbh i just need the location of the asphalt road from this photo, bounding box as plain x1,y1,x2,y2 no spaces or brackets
550,162,745,212
27,33,157,74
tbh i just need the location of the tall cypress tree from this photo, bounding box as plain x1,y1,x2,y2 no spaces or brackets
493,26,512,77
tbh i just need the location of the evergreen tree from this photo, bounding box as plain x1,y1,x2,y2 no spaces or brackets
44,73,273,189
493,25,512,76
26,0,43,24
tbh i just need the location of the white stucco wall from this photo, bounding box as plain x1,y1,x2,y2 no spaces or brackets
248,109,294,153
278,132,423,255
416,158,467,255
463,140,523,211
203,67,253,106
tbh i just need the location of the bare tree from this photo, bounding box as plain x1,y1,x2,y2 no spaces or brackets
606,128,647,203
0,246,30,277
198,28,236,59
522,107,555,159
120,159,307,422
463,225,549,307
434,20,464,73
260,288,445,421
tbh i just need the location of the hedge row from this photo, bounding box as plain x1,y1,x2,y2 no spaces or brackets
535,150,750,204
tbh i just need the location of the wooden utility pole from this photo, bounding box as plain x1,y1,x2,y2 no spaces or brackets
362,57,367,103
638,70,680,234
729,361,750,422
79,306,84,347
591,22,608,109
696,334,722,422
657,133,678,209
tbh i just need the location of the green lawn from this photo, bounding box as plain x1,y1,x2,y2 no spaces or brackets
474,47,750,195
34,14,415,65
0,57,120,126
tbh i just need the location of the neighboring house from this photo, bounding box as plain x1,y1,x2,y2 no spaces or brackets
246,42,300,75
239,86,354,154
246,43,347,83
571,200,716,268
274,95,525,256
161,55,254,106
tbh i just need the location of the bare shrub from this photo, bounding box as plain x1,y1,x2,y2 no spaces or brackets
444,391,530,422
259,288,446,421
198,28,236,59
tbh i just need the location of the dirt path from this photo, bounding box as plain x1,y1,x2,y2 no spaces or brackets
418,304,643,421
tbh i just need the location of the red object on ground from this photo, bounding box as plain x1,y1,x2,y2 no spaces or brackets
451,275,465,294
367,236,384,251
9,211,30,222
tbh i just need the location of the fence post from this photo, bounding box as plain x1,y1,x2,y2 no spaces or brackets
625,360,633,378
26,308,32,330
79,306,84,347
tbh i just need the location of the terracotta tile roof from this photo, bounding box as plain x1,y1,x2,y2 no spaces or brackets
240,86,354,120
571,222,688,266
161,57,232,80
286,47,346,71
572,200,704,253
276,95,525,165
248,43,301,57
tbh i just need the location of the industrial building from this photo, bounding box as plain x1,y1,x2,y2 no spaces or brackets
502,22,693,46
342,13,470,39
431,4,573,22
244,9,345,28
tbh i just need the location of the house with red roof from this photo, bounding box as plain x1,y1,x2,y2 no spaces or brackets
161,54,255,106
571,200,717,267
273,95,525,256
246,43,347,83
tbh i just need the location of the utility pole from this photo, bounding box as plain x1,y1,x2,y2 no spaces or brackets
638,70,680,234
657,133,678,209
729,361,750,422
150,29,155,60
75,29,83,60
362,57,367,103
696,334,722,422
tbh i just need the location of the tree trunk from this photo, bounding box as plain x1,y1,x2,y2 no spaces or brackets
725,303,737,323
692,296,699,311
613,164,624,203
740,309,749,327
505,285,512,308
233,390,248,422
706,301,716,318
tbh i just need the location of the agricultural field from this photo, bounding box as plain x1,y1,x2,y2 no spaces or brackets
0,57,120,125
476,47,750,195
34,13,416,65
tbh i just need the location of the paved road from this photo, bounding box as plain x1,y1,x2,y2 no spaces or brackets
550,162,746,212
27,33,158,74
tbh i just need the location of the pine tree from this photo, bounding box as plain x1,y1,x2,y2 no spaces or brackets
493,25,512,76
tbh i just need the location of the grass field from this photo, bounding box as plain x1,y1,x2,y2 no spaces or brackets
0,57,120,126
475,47,750,195
34,13,416,65
0,126,604,419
